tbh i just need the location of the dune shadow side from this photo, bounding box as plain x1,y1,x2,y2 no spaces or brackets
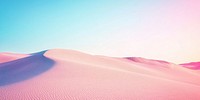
0,51,54,86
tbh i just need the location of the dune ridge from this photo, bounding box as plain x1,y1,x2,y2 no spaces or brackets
0,49,200,100
180,62,200,70
0,52,28,63
0,51,54,86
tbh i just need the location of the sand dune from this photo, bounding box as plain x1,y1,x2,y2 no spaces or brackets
181,62,200,70
0,51,54,86
0,49,200,100
0,52,28,63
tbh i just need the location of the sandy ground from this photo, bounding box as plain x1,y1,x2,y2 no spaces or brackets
0,49,200,100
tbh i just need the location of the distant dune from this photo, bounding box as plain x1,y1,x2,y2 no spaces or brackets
0,49,200,100
0,52,28,63
180,62,200,70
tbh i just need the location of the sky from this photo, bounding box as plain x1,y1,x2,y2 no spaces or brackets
0,0,200,63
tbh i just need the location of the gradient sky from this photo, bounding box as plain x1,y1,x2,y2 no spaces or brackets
0,0,200,63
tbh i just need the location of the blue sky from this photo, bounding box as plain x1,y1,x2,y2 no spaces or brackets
0,0,141,50
0,0,200,63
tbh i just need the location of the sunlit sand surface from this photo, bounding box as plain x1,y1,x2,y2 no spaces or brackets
0,49,200,100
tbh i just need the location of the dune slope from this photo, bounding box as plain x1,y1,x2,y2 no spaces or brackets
0,49,200,100
0,51,54,86
0,52,28,63
181,62,200,70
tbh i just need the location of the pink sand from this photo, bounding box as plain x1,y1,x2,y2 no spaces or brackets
0,52,28,63
0,49,200,100
180,62,200,70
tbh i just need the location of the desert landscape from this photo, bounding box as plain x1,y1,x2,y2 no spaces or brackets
1,0,200,100
0,49,200,100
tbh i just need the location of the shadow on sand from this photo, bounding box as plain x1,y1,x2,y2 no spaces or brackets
0,51,54,86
